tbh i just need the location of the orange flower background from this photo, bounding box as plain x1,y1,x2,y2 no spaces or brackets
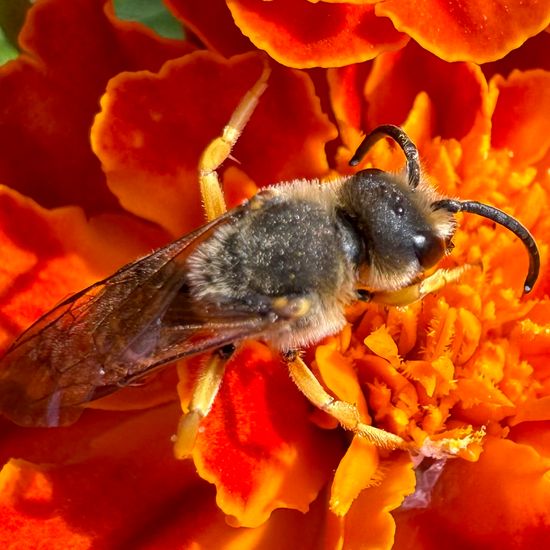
0,0,550,548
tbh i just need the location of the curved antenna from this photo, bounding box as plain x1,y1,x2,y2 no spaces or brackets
349,124,420,189
432,199,540,294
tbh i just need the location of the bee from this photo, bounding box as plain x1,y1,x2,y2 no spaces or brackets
0,70,540,449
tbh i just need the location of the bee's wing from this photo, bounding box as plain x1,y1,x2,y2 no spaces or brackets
0,206,272,427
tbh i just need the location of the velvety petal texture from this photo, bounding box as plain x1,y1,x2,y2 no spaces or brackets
92,51,336,236
375,0,550,63
225,0,408,68
0,186,163,352
190,343,342,528
0,0,549,547
0,0,193,216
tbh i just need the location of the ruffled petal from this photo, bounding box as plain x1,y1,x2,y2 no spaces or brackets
226,0,408,68
340,453,416,549
0,1,548,545
376,0,550,63
0,0,192,215
190,342,342,527
0,459,91,549
394,437,550,549
363,42,487,141
0,185,163,352
491,69,550,166
0,404,217,547
330,437,379,516
92,51,336,235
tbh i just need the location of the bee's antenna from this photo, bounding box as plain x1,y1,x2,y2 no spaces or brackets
349,125,420,189
432,199,540,294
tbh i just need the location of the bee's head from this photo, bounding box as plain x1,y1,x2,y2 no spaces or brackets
340,168,455,290
345,125,539,294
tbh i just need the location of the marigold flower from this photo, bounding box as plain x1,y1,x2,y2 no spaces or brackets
173,0,550,67
0,0,549,548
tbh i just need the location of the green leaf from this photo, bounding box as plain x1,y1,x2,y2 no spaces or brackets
0,26,18,65
0,0,31,62
113,0,184,40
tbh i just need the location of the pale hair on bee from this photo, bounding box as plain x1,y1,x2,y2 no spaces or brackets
0,66,539,458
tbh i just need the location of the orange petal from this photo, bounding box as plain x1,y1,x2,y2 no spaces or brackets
0,0,192,215
395,437,550,549
193,342,342,528
138,490,328,549
0,185,163,352
510,420,550,460
365,326,401,368
315,340,370,419
0,404,218,547
0,459,91,549
365,42,487,141
482,30,550,80
330,437,380,516
376,0,550,63
511,396,550,426
341,453,415,549
226,0,408,68
491,69,550,166
92,51,337,235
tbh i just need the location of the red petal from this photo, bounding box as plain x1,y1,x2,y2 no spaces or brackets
0,186,163,352
491,69,550,165
327,63,373,160
376,0,550,63
394,437,550,549
0,0,192,215
0,404,211,547
193,342,342,527
482,31,550,80
1,404,330,548
92,52,336,235
167,0,253,56
364,42,487,141
226,0,408,68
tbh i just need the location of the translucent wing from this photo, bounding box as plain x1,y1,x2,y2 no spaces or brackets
0,206,273,427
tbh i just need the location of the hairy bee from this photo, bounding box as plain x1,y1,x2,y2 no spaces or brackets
0,115,539,429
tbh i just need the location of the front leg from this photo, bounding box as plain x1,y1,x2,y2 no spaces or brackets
366,264,476,307
198,64,271,222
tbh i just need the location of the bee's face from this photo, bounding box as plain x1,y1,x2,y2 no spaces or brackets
339,169,456,290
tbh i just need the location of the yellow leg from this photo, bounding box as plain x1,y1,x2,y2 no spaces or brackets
198,63,271,222
285,353,409,451
369,264,476,307
173,346,234,459
175,67,272,459
285,353,485,458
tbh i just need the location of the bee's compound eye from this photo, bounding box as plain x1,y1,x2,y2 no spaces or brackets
413,231,445,269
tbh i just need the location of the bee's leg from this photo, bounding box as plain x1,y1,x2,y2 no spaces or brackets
367,264,475,307
198,64,271,221
283,351,409,451
173,344,235,459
